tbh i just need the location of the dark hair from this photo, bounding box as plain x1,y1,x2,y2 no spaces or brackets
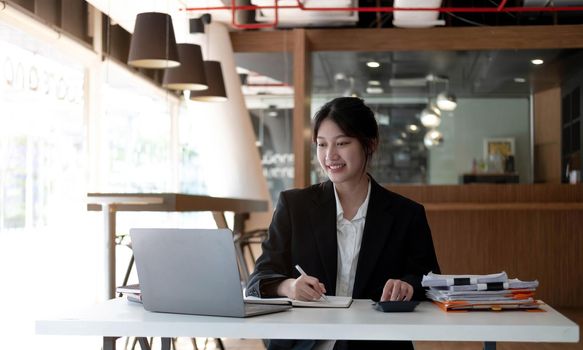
312,97,379,171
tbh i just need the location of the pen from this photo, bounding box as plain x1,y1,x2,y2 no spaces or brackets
295,264,330,301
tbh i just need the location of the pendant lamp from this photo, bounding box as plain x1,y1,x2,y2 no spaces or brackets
163,44,208,91
190,60,227,102
424,129,444,148
420,106,442,128
436,91,457,111
128,12,180,69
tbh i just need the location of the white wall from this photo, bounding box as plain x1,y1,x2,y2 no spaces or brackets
188,22,271,203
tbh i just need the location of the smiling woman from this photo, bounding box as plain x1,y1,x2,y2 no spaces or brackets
246,97,440,350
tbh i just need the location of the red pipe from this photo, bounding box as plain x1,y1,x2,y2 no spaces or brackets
230,0,280,29
184,4,583,13
497,0,509,11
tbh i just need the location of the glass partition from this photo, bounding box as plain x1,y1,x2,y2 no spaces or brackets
237,51,294,204
310,49,582,184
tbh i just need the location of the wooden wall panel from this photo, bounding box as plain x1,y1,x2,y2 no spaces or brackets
292,29,311,189
307,25,583,52
389,184,583,203
535,143,562,184
388,184,583,307
231,25,583,53
427,210,583,307
230,30,294,52
534,87,562,183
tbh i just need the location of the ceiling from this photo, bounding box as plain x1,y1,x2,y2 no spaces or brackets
86,0,583,34
85,0,583,101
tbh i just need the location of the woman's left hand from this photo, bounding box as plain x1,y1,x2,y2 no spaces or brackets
380,279,413,301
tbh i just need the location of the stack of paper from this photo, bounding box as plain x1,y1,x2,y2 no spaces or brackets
116,284,142,303
422,272,541,311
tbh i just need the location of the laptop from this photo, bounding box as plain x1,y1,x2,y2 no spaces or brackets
130,228,291,317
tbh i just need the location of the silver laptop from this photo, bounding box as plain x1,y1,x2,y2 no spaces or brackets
130,228,291,317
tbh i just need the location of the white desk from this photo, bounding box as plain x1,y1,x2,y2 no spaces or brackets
87,193,268,300
36,299,579,350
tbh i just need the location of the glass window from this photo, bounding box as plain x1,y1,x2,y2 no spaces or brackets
237,51,294,203
178,102,208,194
101,61,173,192
250,107,294,205
0,27,85,231
310,49,581,184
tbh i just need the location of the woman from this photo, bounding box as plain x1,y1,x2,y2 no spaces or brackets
246,97,440,350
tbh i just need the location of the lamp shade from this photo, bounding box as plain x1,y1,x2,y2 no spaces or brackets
190,61,227,102
163,44,208,91
420,106,442,128
424,129,444,148
128,12,180,69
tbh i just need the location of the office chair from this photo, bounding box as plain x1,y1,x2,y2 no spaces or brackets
236,228,268,273
117,235,223,350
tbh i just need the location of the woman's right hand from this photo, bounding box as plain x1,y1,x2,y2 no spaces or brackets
277,276,327,301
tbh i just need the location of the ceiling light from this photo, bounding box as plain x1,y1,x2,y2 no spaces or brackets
366,86,384,94
378,114,390,126
236,67,251,74
531,58,544,65
406,124,420,133
366,61,380,68
368,80,381,86
514,77,526,83
424,130,444,148
128,12,180,69
267,105,278,117
190,61,227,102
420,106,442,128
162,44,208,91
436,91,457,111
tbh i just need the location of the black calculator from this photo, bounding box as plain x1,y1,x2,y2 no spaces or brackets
373,301,420,312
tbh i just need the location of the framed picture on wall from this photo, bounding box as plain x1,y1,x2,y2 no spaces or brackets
483,138,515,158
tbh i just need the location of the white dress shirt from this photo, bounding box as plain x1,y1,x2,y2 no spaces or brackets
316,181,371,350
333,180,371,297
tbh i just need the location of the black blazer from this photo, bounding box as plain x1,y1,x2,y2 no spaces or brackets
247,177,440,301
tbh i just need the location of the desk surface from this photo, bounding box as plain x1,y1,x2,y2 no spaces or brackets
36,299,579,342
87,193,268,213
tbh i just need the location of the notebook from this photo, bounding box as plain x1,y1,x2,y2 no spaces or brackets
129,228,291,318
244,295,352,308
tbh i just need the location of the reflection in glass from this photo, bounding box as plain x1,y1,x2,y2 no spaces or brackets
310,49,582,184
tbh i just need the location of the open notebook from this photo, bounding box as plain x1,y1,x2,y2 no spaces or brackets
244,295,352,308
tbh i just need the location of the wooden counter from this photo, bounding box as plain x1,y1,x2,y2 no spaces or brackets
386,184,583,308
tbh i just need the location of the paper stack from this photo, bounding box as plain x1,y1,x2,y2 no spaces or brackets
422,272,541,311
116,284,142,303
